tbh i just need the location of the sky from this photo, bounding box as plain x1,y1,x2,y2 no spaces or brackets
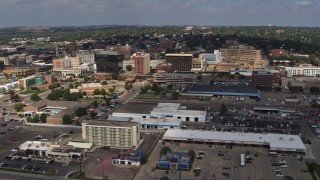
0,0,319,28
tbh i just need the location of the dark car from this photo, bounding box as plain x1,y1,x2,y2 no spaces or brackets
17,157,22,161
165,170,169,174
218,151,224,156
223,167,231,170
222,172,230,177
46,160,54,164
69,131,74,134
32,166,40,171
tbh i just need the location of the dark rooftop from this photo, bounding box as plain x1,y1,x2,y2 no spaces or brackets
182,83,259,94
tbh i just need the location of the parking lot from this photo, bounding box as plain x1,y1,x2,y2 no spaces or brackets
146,143,313,180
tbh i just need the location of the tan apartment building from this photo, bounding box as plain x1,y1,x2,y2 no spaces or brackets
220,44,264,69
131,52,150,75
82,121,140,149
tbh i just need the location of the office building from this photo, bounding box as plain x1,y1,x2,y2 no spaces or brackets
131,52,150,75
285,64,320,77
112,45,132,60
165,54,193,71
154,73,198,84
77,52,95,64
94,50,124,78
199,50,222,64
251,71,273,88
82,121,140,149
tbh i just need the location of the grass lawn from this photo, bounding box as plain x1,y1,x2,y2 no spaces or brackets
78,98,97,102
306,161,320,179
68,172,97,180
136,92,159,99
19,89,47,95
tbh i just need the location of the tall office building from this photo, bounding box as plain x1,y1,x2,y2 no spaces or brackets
165,54,193,72
94,50,124,78
77,52,95,64
131,52,150,75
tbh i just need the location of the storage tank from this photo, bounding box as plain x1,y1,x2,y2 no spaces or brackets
34,77,45,85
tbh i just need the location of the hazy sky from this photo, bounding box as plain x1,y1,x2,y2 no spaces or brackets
0,0,319,27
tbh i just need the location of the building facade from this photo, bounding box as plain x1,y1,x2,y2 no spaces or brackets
251,71,273,87
220,45,264,69
165,54,193,72
131,52,150,75
285,64,320,77
82,121,140,149
94,51,124,78
77,52,95,64
154,73,198,84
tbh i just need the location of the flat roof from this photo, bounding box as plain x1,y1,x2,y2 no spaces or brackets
182,84,259,95
133,118,181,126
19,141,54,151
163,129,306,152
83,121,138,127
67,142,93,149
79,83,102,88
151,103,206,117
107,116,133,122
166,54,193,57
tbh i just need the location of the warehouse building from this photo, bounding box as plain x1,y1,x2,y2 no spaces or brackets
163,129,306,154
181,83,261,99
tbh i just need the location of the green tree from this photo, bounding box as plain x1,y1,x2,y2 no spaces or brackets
14,103,24,112
160,177,169,180
92,100,98,107
76,107,88,117
89,111,97,117
126,65,132,71
84,77,91,83
40,114,47,123
62,114,72,124
30,94,41,101
160,146,171,155
140,154,148,164
172,92,180,100
220,103,227,116
69,84,74,88
32,116,40,123
93,89,101,95
187,150,196,163
27,117,32,123
101,81,107,85
101,89,107,96
82,91,87,96
125,83,133,90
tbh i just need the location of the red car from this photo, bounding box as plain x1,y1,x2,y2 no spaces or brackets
8,138,16,142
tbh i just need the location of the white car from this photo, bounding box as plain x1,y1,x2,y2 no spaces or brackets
280,164,288,168
276,173,283,177
273,169,281,172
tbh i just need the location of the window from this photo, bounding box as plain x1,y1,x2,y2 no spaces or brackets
177,117,181,119
186,117,190,121
195,117,199,122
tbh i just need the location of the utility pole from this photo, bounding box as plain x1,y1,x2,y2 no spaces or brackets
179,152,182,180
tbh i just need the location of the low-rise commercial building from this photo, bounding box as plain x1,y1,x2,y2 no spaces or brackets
163,129,306,154
181,83,261,99
112,156,141,166
82,121,140,149
285,64,320,77
154,73,198,84
158,152,191,170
